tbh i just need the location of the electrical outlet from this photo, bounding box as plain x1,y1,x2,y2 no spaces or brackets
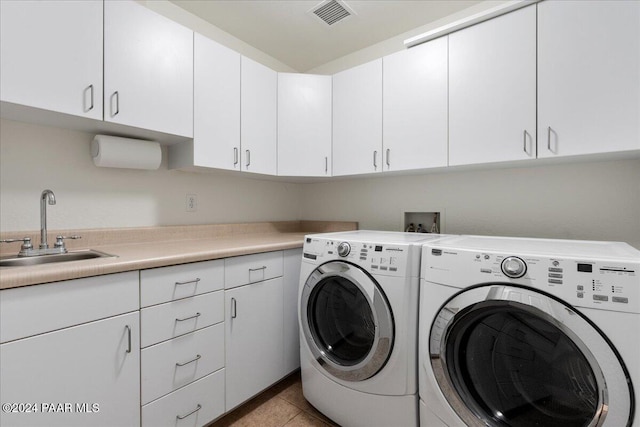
186,194,197,212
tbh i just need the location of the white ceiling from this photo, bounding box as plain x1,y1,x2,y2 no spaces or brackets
169,0,483,72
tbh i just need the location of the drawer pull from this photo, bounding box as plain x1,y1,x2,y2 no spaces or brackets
125,325,132,354
175,278,201,286
176,404,202,420
175,312,201,322
176,354,201,367
248,266,267,272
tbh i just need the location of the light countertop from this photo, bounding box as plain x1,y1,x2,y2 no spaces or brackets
0,221,357,290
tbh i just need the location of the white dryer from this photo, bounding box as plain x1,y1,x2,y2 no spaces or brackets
419,235,640,427
299,230,447,427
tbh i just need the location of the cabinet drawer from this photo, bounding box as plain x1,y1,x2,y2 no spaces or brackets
141,323,224,405
0,272,139,344
224,251,283,290
140,260,224,307
142,369,225,427
140,290,224,348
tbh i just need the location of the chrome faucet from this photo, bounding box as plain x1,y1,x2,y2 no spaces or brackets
0,189,82,257
40,189,56,249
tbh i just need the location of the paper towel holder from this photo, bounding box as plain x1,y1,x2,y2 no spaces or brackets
91,135,162,170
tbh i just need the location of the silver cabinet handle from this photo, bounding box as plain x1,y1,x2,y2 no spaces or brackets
176,404,202,420
234,147,239,166
246,149,250,167
373,151,378,169
175,278,200,286
125,325,131,354
523,130,532,156
110,91,119,117
547,126,555,153
84,84,94,112
231,297,237,319
386,148,390,167
325,156,328,173
175,312,201,322
176,354,201,367
249,266,267,272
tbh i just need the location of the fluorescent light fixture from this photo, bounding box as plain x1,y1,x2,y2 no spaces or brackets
404,0,541,49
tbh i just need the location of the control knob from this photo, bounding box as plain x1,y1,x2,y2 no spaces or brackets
337,242,351,257
501,256,527,278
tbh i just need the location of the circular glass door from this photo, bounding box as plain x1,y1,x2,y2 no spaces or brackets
301,261,394,382
430,285,634,427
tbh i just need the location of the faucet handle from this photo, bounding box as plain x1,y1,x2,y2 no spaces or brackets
0,237,33,251
54,235,82,249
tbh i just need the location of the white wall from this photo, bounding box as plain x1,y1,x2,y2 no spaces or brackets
0,119,301,231
3,117,638,248
299,159,640,248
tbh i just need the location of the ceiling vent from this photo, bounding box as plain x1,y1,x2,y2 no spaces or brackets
310,0,354,26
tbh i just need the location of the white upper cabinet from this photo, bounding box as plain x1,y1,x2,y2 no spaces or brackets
383,37,448,172
332,59,383,176
538,1,640,158
0,0,103,120
241,57,278,175
449,6,537,166
278,73,332,177
104,0,193,137
193,33,241,170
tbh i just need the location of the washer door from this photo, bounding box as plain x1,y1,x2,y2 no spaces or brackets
301,261,394,382
430,285,634,427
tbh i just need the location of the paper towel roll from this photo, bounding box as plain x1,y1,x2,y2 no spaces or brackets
91,135,161,170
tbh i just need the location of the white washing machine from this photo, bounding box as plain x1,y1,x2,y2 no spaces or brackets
419,235,640,427
299,230,448,427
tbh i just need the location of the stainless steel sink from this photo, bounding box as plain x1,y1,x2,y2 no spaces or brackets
0,249,115,267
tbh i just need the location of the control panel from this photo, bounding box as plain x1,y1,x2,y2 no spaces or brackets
302,237,417,277
423,247,639,314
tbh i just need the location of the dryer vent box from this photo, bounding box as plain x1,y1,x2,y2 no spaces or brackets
403,211,442,234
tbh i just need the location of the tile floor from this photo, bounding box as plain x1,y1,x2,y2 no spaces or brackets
210,371,340,427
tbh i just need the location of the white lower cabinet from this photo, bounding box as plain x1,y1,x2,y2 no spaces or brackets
225,276,285,411
142,370,225,427
0,273,140,427
140,261,226,426
0,248,303,427
0,312,140,427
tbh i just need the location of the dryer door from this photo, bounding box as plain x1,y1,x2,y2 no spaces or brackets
430,285,634,427
301,261,394,382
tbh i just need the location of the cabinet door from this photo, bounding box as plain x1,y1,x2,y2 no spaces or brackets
0,0,102,120
538,1,640,158
332,59,383,176
0,312,140,427
283,249,302,375
194,33,241,170
449,6,536,166
383,37,448,171
225,277,284,411
241,57,277,175
278,73,332,177
104,0,193,137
